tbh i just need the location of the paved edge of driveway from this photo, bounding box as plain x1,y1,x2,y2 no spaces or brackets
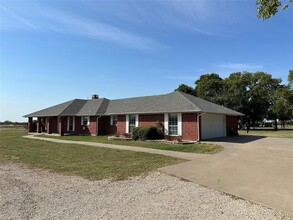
23,135,210,160
159,165,293,216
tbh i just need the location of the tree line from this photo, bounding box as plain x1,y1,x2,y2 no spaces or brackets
175,71,293,129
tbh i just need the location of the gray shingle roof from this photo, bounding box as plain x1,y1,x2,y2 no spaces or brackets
24,91,244,117
24,99,108,117
105,92,200,115
76,98,110,116
178,92,244,116
23,100,75,117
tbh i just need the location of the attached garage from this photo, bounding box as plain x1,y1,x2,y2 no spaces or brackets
201,113,226,140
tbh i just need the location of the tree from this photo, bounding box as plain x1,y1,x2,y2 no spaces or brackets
288,69,293,89
175,84,196,96
195,73,224,104
257,0,292,20
175,71,285,129
221,72,251,119
269,86,293,129
246,72,281,127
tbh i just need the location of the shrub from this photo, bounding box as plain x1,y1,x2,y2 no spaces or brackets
132,126,163,141
156,121,164,136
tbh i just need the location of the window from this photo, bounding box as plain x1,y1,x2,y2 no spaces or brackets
81,116,89,126
168,114,178,135
67,116,75,131
110,115,117,125
129,114,136,133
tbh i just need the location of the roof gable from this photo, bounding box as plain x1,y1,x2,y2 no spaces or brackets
23,100,75,117
178,92,244,116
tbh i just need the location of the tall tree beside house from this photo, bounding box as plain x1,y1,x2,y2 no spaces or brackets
256,0,292,20
194,73,224,104
288,69,293,89
269,70,293,129
176,71,285,128
221,72,251,116
245,72,281,127
269,86,293,129
174,84,196,96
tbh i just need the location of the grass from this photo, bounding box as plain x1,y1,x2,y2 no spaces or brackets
239,129,293,138
37,134,223,154
0,127,186,181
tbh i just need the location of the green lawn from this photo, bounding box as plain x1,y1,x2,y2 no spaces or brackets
239,129,293,138
37,134,223,154
0,127,185,180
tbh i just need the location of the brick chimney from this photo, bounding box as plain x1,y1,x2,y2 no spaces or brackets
91,94,99,99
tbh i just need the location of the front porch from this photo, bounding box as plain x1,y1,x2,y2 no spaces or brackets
27,116,114,136
28,116,70,136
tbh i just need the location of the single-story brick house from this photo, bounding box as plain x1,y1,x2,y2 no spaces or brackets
24,91,244,141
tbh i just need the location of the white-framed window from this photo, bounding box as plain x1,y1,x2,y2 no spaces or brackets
110,115,118,125
81,116,90,126
126,114,139,133
67,116,75,131
164,113,182,136
129,114,136,133
168,114,178,135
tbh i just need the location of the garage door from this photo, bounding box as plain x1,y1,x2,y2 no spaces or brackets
201,113,226,140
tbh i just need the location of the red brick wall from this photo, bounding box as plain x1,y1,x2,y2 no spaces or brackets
98,116,117,135
226,116,238,136
75,117,85,134
98,116,108,135
117,115,126,134
88,116,97,135
139,114,164,127
50,117,58,133
75,116,97,135
47,117,58,133
182,113,198,141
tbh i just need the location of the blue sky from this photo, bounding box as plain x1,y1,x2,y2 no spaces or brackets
1,0,292,122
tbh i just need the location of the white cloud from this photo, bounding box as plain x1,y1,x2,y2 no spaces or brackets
218,62,264,70
0,2,159,50
84,0,250,36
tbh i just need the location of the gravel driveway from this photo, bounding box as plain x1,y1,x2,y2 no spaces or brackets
0,163,292,220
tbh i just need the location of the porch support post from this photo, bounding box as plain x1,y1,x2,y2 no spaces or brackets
37,117,41,133
47,117,52,134
28,117,33,132
58,116,65,136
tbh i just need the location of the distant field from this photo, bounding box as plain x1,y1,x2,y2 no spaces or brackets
0,127,185,180
239,129,293,138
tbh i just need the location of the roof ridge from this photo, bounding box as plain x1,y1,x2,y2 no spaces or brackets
175,91,202,111
111,93,169,101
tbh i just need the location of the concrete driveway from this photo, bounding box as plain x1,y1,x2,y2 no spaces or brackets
160,135,293,214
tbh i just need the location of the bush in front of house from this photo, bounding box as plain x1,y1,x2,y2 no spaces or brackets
132,126,164,141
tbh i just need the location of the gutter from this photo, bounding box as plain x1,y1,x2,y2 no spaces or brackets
197,112,206,142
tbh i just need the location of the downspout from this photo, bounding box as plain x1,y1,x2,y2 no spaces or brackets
96,115,102,135
197,112,205,142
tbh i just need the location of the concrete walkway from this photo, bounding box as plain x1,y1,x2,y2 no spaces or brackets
23,135,207,161
160,135,293,215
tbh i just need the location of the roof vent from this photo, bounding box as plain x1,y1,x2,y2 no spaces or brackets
91,94,99,99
